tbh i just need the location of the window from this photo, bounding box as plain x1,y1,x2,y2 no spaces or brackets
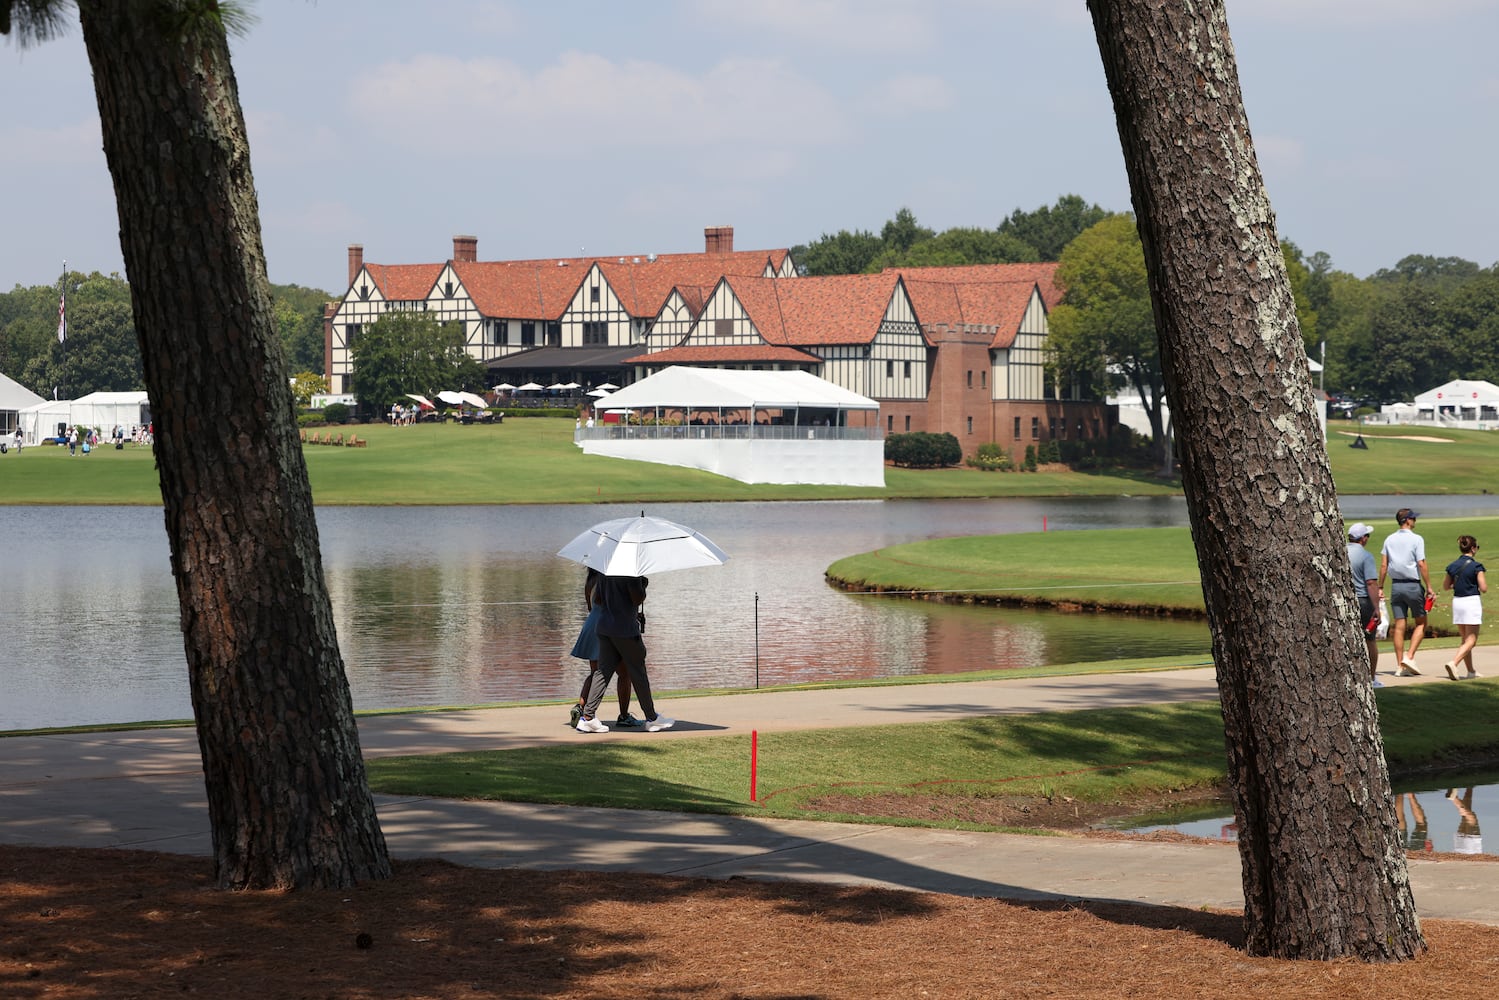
521,322,536,346
904,360,912,378
967,416,973,435
546,322,561,346
1013,416,1020,439
582,321,608,345
885,360,894,378
981,371,987,389
1031,417,1039,439
590,285,600,304
966,370,973,388
444,281,454,297
1048,418,1058,440
715,318,733,337
904,415,911,432
887,414,894,432
346,323,361,346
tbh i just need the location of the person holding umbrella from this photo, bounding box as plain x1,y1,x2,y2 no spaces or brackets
575,572,673,733
568,567,638,728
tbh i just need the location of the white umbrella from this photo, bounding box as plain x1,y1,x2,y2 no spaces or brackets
562,381,581,389
458,391,490,409
494,382,516,391
436,390,466,406
596,382,620,390
405,393,435,410
516,382,543,392
557,514,729,576
586,388,612,398
547,382,567,390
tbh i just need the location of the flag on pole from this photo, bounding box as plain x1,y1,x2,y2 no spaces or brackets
57,260,67,344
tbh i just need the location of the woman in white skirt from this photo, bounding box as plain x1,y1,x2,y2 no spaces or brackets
1442,535,1487,680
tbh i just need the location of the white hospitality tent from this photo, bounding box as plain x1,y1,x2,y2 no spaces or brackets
17,390,152,446
576,366,883,486
1413,379,1499,424
1,371,45,440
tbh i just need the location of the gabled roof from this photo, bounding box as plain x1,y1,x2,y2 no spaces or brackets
361,263,444,301
714,272,904,348
902,279,1041,349
0,370,45,411
453,260,587,320
598,253,783,318
887,262,1060,308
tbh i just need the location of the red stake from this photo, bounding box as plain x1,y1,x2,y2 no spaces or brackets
750,730,759,802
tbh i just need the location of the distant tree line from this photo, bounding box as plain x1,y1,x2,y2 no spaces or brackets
0,271,330,398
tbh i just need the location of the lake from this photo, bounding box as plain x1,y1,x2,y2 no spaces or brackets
4,495,1495,730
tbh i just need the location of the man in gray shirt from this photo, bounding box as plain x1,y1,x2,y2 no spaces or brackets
1347,523,1382,686
1379,507,1435,676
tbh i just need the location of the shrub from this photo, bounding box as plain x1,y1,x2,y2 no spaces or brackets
965,442,1013,471
322,402,350,425
1023,444,1038,472
885,431,962,468
296,412,326,428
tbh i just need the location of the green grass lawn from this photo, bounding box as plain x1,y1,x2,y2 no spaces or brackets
366,680,1499,832
827,516,1499,629
0,417,1181,505
3,417,1493,506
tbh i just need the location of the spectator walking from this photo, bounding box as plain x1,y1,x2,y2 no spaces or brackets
1442,535,1486,680
1380,507,1435,675
568,568,636,728
575,574,674,734
1346,522,1382,686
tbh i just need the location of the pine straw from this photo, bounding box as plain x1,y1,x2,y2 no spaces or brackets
3,844,1497,999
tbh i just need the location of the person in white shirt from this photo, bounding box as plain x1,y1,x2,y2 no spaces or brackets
1379,508,1435,676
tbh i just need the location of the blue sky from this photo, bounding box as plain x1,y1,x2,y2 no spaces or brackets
2,0,1496,292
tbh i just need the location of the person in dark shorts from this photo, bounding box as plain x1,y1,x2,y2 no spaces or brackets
1346,522,1382,686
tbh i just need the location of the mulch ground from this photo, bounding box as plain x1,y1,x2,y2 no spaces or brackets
4,842,1498,999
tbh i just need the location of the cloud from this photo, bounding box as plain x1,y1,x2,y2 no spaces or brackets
1245,0,1492,24
867,74,956,116
348,50,852,164
688,0,938,52
0,118,100,166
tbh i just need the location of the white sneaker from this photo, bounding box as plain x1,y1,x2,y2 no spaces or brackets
1397,659,1421,676
1445,662,1459,681
1371,679,1385,688
645,715,675,732
575,717,609,733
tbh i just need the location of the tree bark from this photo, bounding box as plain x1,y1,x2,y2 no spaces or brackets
1087,0,1422,959
77,2,391,890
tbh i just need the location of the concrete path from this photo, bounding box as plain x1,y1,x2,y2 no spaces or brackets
5,654,1499,924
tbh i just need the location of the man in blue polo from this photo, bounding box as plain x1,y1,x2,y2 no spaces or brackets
1380,507,1435,676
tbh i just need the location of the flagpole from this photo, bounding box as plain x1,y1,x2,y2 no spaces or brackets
57,260,67,403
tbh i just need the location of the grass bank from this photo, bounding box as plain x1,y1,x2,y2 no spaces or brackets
5,419,1495,506
826,516,1499,632
366,680,1499,833
0,419,1177,505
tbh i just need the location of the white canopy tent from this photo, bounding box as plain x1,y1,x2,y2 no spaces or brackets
576,366,883,486
1414,379,1499,423
16,390,151,446
1,371,45,439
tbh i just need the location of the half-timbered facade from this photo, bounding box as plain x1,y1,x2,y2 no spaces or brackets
324,227,795,395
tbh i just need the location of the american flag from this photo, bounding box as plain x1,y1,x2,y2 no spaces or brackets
56,291,65,344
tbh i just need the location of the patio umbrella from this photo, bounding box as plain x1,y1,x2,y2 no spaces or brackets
547,382,567,391
586,388,612,398
557,514,729,576
516,382,543,392
405,393,435,410
562,381,581,389
494,382,516,391
436,390,466,406
596,382,620,390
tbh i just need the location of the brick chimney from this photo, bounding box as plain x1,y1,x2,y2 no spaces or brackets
704,225,734,254
453,235,478,262
347,244,363,286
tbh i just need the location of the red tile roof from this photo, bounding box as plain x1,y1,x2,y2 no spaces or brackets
713,273,904,348
902,279,1041,349
887,262,1060,308
363,263,444,301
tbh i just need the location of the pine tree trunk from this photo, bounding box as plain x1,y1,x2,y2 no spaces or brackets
77,3,391,890
1087,0,1422,959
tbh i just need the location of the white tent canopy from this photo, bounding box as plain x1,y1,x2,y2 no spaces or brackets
599,366,878,413
16,390,151,446
1,372,45,437
1414,379,1499,411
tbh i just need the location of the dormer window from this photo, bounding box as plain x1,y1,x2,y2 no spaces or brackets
444,281,454,297
590,285,600,304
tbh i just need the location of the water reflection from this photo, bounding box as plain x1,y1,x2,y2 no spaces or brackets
1126,774,1499,857
4,494,1495,731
